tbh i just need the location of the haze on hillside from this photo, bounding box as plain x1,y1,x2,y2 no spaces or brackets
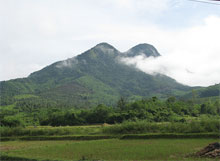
0,0,220,86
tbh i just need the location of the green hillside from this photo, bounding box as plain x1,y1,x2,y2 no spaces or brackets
1,43,191,107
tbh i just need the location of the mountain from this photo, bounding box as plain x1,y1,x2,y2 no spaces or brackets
0,43,191,107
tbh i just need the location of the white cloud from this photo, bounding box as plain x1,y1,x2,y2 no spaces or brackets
118,15,220,86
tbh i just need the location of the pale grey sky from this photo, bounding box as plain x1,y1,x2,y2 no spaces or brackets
0,0,220,86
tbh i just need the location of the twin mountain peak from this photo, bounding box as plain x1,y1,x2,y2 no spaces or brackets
1,42,189,107
91,42,160,57
49,42,160,71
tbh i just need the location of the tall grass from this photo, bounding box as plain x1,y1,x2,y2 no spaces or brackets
102,120,220,134
0,126,102,137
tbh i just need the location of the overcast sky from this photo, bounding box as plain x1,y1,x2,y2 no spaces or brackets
1,0,220,86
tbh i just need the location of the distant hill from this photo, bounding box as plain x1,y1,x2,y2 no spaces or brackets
182,83,220,102
0,43,192,107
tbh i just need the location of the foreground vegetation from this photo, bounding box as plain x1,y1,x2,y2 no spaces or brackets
1,119,220,138
0,96,219,160
1,139,219,161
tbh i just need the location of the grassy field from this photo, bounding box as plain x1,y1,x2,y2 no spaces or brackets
1,138,219,161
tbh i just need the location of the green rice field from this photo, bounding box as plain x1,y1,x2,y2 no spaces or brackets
1,138,219,161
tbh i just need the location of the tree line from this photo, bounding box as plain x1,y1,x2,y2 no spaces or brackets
1,96,220,127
